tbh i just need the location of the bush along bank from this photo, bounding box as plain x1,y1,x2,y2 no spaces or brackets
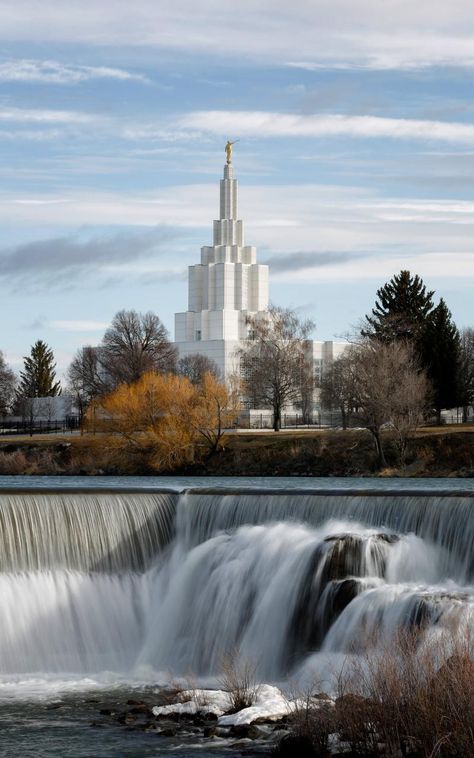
0,428,474,477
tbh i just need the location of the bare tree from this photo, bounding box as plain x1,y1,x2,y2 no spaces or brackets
0,351,16,416
102,310,177,384
67,310,177,414
177,353,221,386
238,306,314,432
319,353,358,429
67,346,111,418
350,340,430,467
460,328,474,422
297,356,315,424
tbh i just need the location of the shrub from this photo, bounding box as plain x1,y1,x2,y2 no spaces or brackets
283,628,474,757
0,450,31,474
218,650,260,713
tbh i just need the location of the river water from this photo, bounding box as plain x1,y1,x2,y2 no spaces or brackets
0,476,472,756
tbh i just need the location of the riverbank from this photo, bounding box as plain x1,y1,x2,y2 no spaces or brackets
0,427,473,477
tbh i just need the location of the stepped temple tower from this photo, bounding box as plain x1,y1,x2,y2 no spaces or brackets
174,146,347,416
174,150,268,378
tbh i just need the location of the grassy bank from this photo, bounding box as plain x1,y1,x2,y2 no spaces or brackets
0,426,473,477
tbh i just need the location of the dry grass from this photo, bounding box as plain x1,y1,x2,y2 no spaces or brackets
1,426,474,476
218,649,261,713
0,450,32,474
285,629,474,757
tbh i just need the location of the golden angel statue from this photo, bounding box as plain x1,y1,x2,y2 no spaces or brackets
225,140,238,164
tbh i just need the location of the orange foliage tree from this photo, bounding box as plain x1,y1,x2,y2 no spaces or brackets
87,370,239,471
190,371,240,454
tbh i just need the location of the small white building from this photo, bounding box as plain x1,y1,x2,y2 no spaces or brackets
174,153,347,414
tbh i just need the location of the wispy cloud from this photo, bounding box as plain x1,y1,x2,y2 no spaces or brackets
179,111,474,146
50,319,109,331
2,2,474,71
0,106,98,124
0,226,182,289
263,250,372,272
0,58,149,84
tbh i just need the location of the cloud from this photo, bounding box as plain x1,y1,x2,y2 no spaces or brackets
179,111,474,146
23,317,47,330
50,320,109,331
0,106,98,124
263,250,372,272
0,226,182,289
0,59,149,84
2,2,474,71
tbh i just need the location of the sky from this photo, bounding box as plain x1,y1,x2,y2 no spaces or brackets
1,0,474,377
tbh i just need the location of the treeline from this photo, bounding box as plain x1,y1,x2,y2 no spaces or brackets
1,269,473,472
320,270,474,466
0,310,222,418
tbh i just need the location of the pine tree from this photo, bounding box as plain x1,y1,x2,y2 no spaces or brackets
363,270,435,345
17,340,61,399
421,299,462,424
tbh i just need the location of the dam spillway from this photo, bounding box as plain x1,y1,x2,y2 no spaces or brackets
0,478,472,683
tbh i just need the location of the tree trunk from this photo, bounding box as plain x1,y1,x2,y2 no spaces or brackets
273,406,281,432
341,407,347,430
371,428,387,468
436,407,442,425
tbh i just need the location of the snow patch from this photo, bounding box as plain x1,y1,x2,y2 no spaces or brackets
218,684,292,726
152,688,230,718
152,684,335,726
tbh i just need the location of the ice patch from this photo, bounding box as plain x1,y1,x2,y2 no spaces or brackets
152,688,230,718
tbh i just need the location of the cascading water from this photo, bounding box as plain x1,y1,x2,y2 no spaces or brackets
0,484,473,689
0,492,176,572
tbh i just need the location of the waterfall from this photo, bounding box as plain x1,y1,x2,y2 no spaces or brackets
0,492,176,572
0,485,473,685
176,492,474,581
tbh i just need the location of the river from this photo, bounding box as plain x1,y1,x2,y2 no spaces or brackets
0,476,472,756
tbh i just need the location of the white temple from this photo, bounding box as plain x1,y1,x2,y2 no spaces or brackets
174,155,268,378
175,148,346,415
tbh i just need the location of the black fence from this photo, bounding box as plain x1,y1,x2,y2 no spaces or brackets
240,413,328,430
0,416,81,436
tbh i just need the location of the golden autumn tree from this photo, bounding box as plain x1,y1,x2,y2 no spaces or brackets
189,371,239,454
87,370,239,471
88,371,196,471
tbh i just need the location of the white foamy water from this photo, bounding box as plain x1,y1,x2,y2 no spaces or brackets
0,481,473,699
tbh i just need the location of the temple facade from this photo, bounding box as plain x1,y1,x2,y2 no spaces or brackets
174,153,346,415
174,160,268,378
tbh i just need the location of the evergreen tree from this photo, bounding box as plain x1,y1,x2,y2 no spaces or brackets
17,340,61,399
363,270,435,345
421,299,462,424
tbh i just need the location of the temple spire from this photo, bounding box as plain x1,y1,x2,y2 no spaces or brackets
214,161,242,245
220,163,237,220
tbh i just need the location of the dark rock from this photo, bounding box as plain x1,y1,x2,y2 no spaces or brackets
275,733,316,757
144,723,160,733
99,708,114,716
117,711,138,725
159,727,177,737
128,704,153,717
204,725,217,737
253,715,286,725
231,724,262,739
126,698,145,706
